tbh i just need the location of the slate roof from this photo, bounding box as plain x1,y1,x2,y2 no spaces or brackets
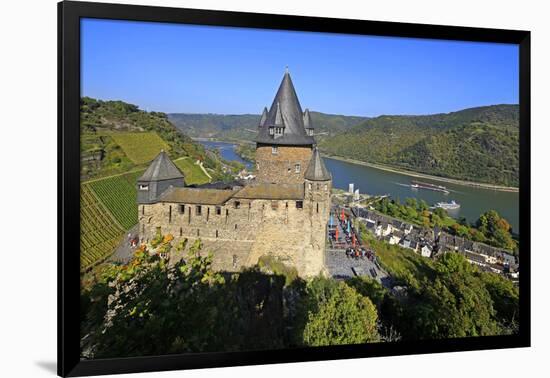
464,251,487,264
305,147,331,181
159,187,237,205
303,108,313,130
255,71,316,146
259,107,268,127
233,182,304,200
138,151,185,182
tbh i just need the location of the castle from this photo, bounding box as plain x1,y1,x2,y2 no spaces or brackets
137,70,332,277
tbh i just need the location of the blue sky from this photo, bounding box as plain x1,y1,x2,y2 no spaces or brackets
81,18,519,116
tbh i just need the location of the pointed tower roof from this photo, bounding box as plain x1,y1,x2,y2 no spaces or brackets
138,150,185,182
303,108,313,129
259,107,268,127
305,147,331,181
255,70,315,146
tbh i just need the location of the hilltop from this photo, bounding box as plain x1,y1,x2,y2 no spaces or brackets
319,105,519,187
168,104,519,186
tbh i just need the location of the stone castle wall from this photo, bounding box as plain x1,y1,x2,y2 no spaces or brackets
139,189,329,277
255,145,312,184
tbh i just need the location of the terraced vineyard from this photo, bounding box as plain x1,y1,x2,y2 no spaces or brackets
111,132,170,164
174,158,210,185
88,170,143,230
80,157,211,271
80,185,124,271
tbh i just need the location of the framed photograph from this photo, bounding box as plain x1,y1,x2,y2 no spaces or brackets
58,1,531,376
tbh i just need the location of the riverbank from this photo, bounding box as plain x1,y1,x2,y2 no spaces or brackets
323,154,519,193
192,139,519,193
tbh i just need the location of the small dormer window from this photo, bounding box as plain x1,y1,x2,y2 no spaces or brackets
139,184,149,191
307,129,314,136
275,127,283,135
269,127,274,135
272,146,278,154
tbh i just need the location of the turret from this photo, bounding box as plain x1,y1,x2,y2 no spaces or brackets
259,107,268,128
303,109,314,137
137,150,185,204
304,147,332,208
255,69,315,147
254,69,316,184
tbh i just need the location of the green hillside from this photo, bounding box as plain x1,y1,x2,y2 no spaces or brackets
168,111,365,142
80,97,220,180
110,132,170,164
80,97,219,271
319,105,519,186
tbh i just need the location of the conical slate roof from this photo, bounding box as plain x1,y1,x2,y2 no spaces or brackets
255,70,315,146
138,150,185,182
303,108,313,130
305,147,331,181
259,107,268,127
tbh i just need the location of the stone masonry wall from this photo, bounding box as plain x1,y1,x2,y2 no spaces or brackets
255,145,312,184
138,191,330,277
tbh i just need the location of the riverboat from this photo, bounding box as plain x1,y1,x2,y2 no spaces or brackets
434,200,460,210
411,180,450,194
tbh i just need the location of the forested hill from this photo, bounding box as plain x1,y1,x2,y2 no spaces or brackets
168,111,366,141
80,97,221,180
319,104,520,187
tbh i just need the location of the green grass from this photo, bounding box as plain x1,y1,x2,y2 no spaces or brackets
80,185,124,271
111,132,170,164
174,158,211,185
88,171,143,230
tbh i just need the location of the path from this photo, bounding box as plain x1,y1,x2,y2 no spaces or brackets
110,224,139,264
325,248,392,288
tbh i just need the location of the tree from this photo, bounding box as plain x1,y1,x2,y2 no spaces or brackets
415,253,500,338
479,272,519,325
405,198,418,209
433,207,447,219
476,210,516,249
295,277,379,346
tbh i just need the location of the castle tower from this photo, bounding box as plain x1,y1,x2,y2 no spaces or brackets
303,147,332,276
137,150,185,204
255,70,315,184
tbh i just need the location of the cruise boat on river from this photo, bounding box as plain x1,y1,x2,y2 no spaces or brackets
410,180,450,194
434,200,460,210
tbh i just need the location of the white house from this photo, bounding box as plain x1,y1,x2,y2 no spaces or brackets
420,244,432,258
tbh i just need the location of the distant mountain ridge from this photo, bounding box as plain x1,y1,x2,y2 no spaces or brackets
320,104,519,186
169,104,519,186
168,111,366,142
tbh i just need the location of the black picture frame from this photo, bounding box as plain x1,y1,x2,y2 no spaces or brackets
58,1,531,376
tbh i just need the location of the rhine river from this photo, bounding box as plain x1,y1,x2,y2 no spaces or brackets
199,141,520,233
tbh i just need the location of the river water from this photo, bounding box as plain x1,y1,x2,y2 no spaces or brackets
201,141,253,169
199,141,520,233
